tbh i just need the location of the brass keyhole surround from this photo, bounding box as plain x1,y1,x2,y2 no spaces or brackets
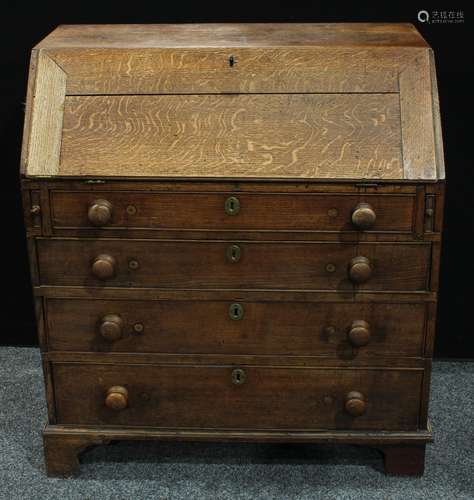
231,368,246,385
229,303,244,320
226,244,241,263
224,196,240,216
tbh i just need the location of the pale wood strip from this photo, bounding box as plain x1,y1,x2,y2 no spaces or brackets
35,23,429,50
428,49,446,179
26,50,66,177
399,50,437,180
59,93,403,180
20,49,39,176
47,47,414,95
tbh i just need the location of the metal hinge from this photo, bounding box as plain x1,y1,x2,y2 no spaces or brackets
424,194,436,232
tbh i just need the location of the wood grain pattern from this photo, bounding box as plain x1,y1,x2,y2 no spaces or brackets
429,49,446,180
20,49,39,177
36,23,429,49
399,51,437,180
36,239,431,291
60,94,402,179
50,191,416,233
52,362,423,430
45,298,427,356
43,351,426,369
26,51,66,177
48,47,412,95
35,286,438,303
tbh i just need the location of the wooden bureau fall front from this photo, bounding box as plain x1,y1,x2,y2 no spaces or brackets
21,23,445,477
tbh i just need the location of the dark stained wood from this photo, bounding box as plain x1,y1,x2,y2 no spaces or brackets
43,432,108,477
52,362,423,430
42,423,432,477
43,179,420,193
44,351,427,369
380,444,426,476
51,191,416,233
60,94,402,180
36,239,431,291
45,298,427,357
37,286,438,303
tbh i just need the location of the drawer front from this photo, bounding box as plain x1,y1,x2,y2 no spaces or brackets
53,363,422,430
46,299,427,357
51,191,415,233
37,239,430,291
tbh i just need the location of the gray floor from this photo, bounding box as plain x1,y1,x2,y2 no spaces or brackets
0,348,473,500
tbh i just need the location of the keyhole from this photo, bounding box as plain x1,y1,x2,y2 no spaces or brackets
229,55,235,67
229,303,244,320
226,244,241,263
231,368,246,385
225,196,240,215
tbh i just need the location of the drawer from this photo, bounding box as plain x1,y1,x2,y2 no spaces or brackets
46,298,427,357
52,363,423,430
37,239,431,291
51,191,416,233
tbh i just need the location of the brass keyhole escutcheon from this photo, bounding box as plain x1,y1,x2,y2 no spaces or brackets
229,303,244,321
226,244,241,263
224,196,240,216
231,368,246,385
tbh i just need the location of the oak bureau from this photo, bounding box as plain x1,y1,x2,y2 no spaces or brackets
20,23,445,476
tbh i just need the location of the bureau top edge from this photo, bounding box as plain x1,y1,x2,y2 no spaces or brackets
34,23,430,49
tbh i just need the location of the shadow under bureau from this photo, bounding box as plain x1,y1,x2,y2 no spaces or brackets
20,23,445,477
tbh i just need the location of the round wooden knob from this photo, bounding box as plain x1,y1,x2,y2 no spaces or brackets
352,203,376,230
99,314,123,341
91,254,116,280
88,199,113,227
105,386,128,410
348,320,371,347
345,391,366,416
349,256,372,284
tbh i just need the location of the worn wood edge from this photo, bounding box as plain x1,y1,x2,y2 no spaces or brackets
399,51,437,181
43,423,433,444
41,357,57,423
33,286,438,302
35,23,429,49
34,235,432,244
23,174,440,183
26,50,66,177
35,179,422,193
44,351,427,368
20,49,39,177
419,359,433,426
428,49,446,180
49,230,439,243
